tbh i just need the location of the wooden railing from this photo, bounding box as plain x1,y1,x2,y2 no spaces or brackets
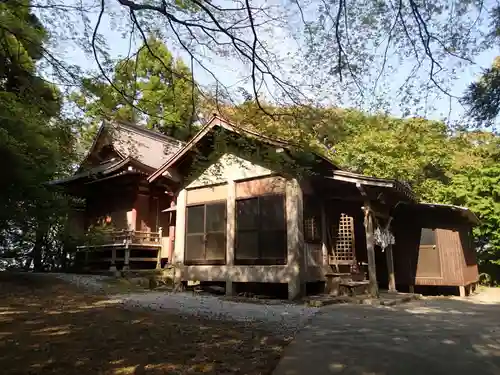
78,228,163,249
108,229,162,245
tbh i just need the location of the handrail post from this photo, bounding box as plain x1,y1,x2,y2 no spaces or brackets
110,248,117,272
123,243,130,271
156,227,163,269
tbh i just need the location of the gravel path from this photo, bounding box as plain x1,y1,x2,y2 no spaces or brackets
50,272,111,293
273,293,500,375
49,273,318,337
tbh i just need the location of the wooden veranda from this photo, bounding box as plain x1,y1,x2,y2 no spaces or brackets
76,229,163,271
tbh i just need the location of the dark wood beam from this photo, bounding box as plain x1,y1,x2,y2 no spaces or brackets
357,183,379,298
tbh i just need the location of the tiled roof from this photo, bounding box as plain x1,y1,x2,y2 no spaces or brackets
108,121,184,169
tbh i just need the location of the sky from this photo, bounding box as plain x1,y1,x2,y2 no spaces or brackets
47,0,500,125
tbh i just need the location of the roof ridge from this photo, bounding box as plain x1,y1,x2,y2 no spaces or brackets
107,120,185,146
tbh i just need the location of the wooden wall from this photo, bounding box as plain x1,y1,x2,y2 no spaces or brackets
392,223,420,286
236,176,286,199
392,216,478,287
460,229,480,285
85,187,136,230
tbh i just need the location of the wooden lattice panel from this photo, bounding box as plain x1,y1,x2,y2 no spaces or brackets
304,217,320,242
333,213,355,263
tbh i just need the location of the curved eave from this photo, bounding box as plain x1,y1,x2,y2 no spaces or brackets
48,157,156,187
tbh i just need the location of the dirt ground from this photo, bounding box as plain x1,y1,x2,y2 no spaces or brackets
0,273,288,375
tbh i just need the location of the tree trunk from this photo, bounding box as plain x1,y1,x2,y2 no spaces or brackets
24,254,33,270
33,228,45,272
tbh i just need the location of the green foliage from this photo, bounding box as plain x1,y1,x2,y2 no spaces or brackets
0,0,79,270
435,132,500,274
71,37,198,141
82,223,116,247
222,102,452,198
327,113,452,200
226,102,500,281
463,57,500,126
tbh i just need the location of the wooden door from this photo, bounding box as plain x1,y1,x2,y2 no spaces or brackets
416,228,442,277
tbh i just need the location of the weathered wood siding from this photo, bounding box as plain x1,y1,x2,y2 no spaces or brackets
415,244,442,278
236,176,286,198
460,230,479,285
417,229,463,286
86,189,136,230
393,213,478,287
392,223,420,286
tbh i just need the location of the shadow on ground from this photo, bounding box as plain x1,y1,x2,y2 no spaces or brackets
0,273,287,375
273,295,500,375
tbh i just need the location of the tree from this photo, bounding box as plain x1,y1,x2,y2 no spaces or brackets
0,0,78,270
326,113,453,200
71,36,198,141
436,132,500,283
5,0,494,118
463,57,500,127
222,101,452,196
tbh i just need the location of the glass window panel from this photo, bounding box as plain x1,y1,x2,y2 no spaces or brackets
260,230,287,260
236,198,259,230
206,233,226,260
235,231,259,259
206,203,226,233
185,234,205,261
420,228,436,246
187,205,204,234
259,195,285,230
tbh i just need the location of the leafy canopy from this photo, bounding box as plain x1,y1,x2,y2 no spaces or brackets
71,36,198,142
0,0,78,269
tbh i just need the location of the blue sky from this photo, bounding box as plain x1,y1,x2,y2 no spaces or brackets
52,1,500,125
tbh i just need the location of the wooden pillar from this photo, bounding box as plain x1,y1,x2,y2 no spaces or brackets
286,179,304,300
356,183,378,298
123,245,130,270
459,285,466,297
168,224,175,263
321,204,328,266
364,207,379,297
127,208,137,231
109,248,117,272
173,189,187,266
226,180,236,296
156,227,163,269
385,244,396,293
167,201,176,263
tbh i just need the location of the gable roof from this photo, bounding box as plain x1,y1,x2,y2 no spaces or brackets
396,202,480,225
81,120,184,171
148,114,337,182
326,170,416,202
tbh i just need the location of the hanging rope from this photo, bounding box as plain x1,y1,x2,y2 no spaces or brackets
373,216,395,251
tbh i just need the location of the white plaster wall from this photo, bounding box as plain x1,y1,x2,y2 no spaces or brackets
186,153,273,188
176,153,310,298
160,237,170,258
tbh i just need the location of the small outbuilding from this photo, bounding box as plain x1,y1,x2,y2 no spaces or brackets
393,203,480,296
